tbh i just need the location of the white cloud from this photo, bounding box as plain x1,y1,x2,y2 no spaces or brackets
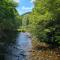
13,0,20,3
30,0,35,3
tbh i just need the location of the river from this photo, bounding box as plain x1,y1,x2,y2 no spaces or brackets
3,32,32,60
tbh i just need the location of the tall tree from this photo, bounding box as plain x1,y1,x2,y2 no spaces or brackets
0,0,20,30
28,0,60,46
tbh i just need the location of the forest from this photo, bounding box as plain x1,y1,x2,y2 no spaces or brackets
0,0,60,47
22,0,60,47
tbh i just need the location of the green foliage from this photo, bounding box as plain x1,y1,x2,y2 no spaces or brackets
27,0,60,46
0,0,20,30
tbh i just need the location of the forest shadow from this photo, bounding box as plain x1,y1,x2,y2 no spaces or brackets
0,30,19,60
34,44,60,55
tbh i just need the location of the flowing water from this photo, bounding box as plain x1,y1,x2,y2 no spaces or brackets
1,31,60,60
3,32,32,60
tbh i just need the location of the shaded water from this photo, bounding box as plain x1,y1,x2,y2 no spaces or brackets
0,32,32,60
0,31,60,60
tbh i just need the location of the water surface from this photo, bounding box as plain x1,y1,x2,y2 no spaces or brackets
5,32,32,60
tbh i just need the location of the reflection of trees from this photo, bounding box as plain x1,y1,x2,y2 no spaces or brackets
0,31,18,60
0,30,18,43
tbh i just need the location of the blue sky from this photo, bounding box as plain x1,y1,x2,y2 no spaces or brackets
14,0,35,15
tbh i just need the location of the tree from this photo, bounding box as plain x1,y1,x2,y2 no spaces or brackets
0,0,20,30
28,0,60,46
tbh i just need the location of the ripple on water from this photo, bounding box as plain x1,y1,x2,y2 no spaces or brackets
5,32,32,60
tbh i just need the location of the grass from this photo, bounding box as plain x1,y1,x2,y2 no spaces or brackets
17,29,26,32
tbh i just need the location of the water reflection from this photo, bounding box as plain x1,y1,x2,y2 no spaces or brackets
0,31,18,43
16,32,32,51
0,31,18,60
0,32,32,60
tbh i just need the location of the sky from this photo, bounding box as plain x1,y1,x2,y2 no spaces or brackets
14,0,35,15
